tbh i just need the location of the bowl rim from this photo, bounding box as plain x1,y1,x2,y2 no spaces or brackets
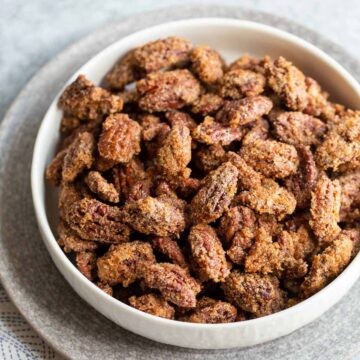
31,17,360,331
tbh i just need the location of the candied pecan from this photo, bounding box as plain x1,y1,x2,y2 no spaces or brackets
113,157,146,196
310,174,341,243
106,50,141,89
57,220,97,253
215,96,273,127
192,116,245,146
219,69,265,99
228,54,263,73
242,118,269,146
226,151,262,189
122,196,186,237
156,124,192,178
190,45,224,85
237,179,296,220
225,207,257,264
152,236,188,269
58,182,83,218
195,144,226,173
269,109,326,146
190,162,238,224
338,170,360,222
46,149,67,186
137,69,201,112
59,75,123,119
62,131,95,182
239,139,299,179
191,93,224,115
85,171,119,203
97,241,155,286
165,111,197,130
98,114,141,163
141,263,201,308
218,206,256,246
97,282,113,296
129,293,175,319
182,297,237,324
188,224,229,282
264,56,308,111
134,36,192,73
76,251,97,280
300,232,353,298
117,88,139,104
285,146,318,209
315,131,360,171
66,198,131,243
303,77,329,117
60,114,82,133
138,114,165,141
93,156,118,172
244,226,284,275
126,178,153,203
222,271,285,317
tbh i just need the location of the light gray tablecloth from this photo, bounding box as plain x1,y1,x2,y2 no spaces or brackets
0,1,359,359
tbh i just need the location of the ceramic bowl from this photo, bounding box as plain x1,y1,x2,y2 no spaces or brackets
31,18,360,349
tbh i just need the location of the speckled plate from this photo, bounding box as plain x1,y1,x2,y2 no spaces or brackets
1,6,360,360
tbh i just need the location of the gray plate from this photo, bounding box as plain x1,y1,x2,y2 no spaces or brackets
1,5,360,360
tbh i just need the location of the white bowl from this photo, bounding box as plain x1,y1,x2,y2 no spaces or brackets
31,18,360,349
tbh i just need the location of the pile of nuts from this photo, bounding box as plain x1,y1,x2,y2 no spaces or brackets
46,36,360,323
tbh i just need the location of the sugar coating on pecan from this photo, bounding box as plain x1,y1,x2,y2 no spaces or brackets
60,114,82,134
182,297,237,324
195,144,226,173
59,75,123,119
97,241,155,286
228,54,263,73
137,69,201,112
122,196,186,237
310,174,341,244
134,36,192,73
264,56,308,111
190,162,238,224
191,93,224,115
285,146,318,209
139,114,166,141
106,51,141,89
222,206,257,264
57,220,98,253
222,271,285,317
269,109,327,146
190,45,224,85
239,139,299,179
165,111,197,131
46,149,67,186
156,124,192,178
76,251,97,280
188,224,229,282
220,69,265,99
129,293,175,319
62,131,95,182
300,232,353,298
303,77,330,117
338,170,360,222
65,198,131,243
192,116,245,146
216,96,273,127
229,153,296,219
242,118,270,146
98,114,141,164
141,263,201,308
151,236,189,269
85,171,119,203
